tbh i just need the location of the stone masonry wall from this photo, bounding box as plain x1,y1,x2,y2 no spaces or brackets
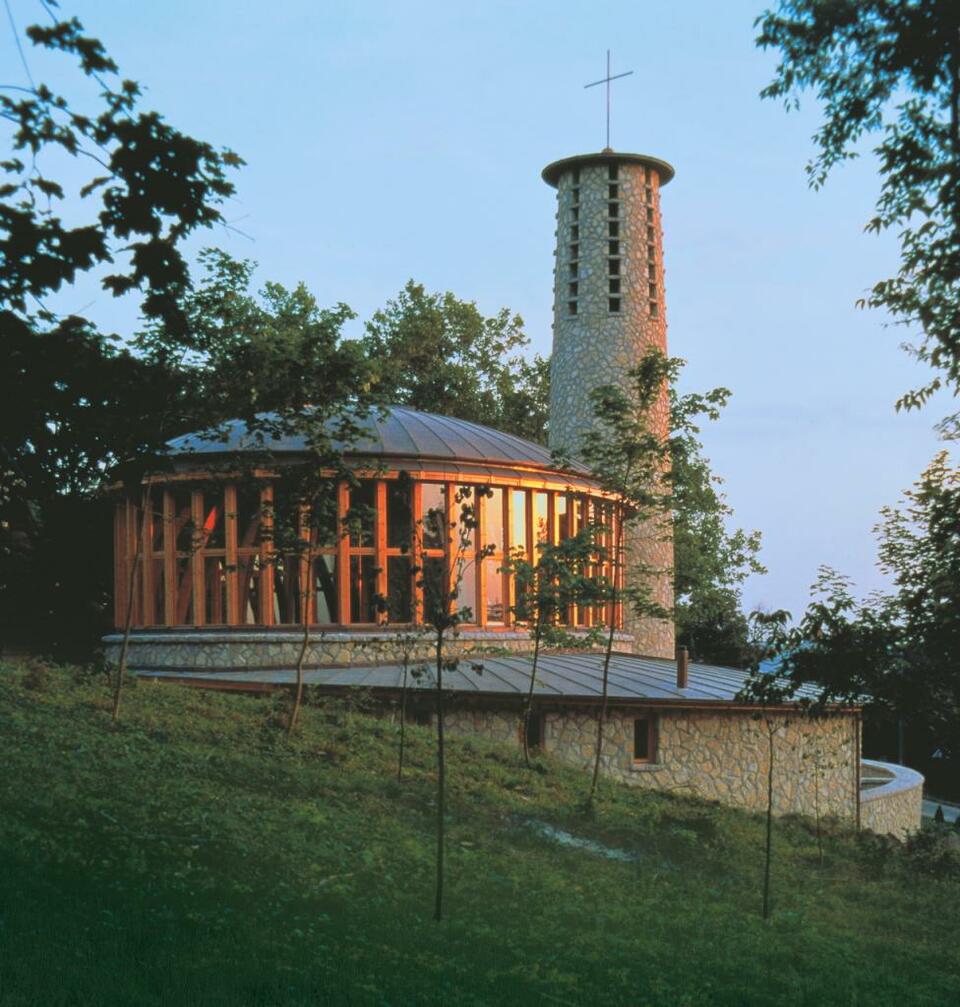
443,702,858,821
546,154,674,659
102,629,632,674
860,761,924,840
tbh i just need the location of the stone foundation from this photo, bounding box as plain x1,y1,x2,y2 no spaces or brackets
103,629,632,674
444,702,859,821
860,759,924,840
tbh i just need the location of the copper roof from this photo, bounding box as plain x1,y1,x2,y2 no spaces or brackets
166,405,592,481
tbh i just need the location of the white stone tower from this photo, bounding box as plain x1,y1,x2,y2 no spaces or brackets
542,150,675,659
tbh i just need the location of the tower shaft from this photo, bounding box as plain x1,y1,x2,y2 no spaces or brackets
543,151,675,659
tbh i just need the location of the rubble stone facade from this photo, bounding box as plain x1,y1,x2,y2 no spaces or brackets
544,152,675,659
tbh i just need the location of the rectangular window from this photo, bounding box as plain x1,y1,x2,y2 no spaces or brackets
525,712,544,751
572,167,581,184
511,490,528,553
556,494,570,541
568,281,578,297
607,164,618,181
609,259,620,276
483,487,504,553
387,480,412,550
422,555,448,624
238,553,261,624
648,263,656,280
647,225,655,242
386,555,411,623
647,242,656,260
609,297,621,313
568,300,578,316
200,491,225,550
608,183,618,199
483,557,505,625
175,557,194,624
571,224,579,242
568,262,578,279
174,489,195,554
571,206,579,222
569,242,579,260
649,282,658,298
420,483,446,550
608,240,619,256
633,717,655,762
609,278,620,295
272,554,300,624
608,221,619,238
650,301,659,318
147,558,165,625
310,484,339,549
646,207,654,223
534,492,549,547
349,554,377,623
347,480,376,547
314,553,338,623
203,557,227,624
572,185,580,204
608,202,619,218
455,554,478,623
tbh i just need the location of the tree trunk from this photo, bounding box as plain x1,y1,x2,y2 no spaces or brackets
589,509,623,802
397,651,409,781
288,543,314,736
762,722,776,920
112,489,149,723
522,618,543,768
433,629,445,922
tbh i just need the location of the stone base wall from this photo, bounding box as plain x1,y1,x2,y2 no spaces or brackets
860,759,924,840
102,629,633,674
444,702,859,822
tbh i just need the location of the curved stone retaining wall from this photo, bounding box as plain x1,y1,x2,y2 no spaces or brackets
860,758,924,840
103,629,631,674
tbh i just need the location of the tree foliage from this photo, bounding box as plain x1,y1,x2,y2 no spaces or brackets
361,280,549,443
1,8,241,657
743,451,960,763
670,387,765,665
757,0,960,430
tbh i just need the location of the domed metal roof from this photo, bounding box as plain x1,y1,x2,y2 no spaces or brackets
167,405,592,481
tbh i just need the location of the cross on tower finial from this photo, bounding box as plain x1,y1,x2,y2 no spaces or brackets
584,50,633,151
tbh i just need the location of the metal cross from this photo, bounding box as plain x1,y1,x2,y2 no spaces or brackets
584,50,633,151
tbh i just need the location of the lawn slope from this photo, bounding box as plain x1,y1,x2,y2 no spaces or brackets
0,664,958,1007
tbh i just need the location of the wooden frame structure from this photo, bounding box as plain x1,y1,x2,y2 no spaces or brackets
114,472,621,632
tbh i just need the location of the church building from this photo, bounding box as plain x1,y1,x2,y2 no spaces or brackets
105,146,922,838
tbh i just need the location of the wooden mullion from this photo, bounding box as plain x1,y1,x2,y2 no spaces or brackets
163,491,176,625
141,490,154,624
503,488,513,627
225,483,239,626
446,482,458,618
375,481,387,624
259,484,274,626
477,490,487,628
191,490,204,626
337,481,351,625
298,502,312,625
412,481,423,625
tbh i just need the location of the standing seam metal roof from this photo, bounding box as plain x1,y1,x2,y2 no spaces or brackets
166,405,591,478
139,651,824,705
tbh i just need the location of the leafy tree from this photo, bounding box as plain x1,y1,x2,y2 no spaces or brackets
416,485,490,921
566,350,677,804
361,281,549,443
757,0,960,431
505,530,605,767
0,8,240,659
153,249,380,732
671,387,765,666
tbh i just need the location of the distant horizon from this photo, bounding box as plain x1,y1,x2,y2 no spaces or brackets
2,0,955,620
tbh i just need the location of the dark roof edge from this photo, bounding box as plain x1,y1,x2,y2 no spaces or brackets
542,150,676,188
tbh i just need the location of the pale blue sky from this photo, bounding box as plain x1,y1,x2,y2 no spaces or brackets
4,0,953,617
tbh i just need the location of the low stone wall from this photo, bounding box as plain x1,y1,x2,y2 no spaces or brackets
860,759,924,840
102,629,632,673
443,702,859,821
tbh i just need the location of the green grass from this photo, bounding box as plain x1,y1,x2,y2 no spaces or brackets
0,662,958,1006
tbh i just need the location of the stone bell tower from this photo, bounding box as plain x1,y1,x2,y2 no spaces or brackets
542,149,675,659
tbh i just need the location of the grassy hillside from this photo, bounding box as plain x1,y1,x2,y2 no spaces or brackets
0,662,958,1007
